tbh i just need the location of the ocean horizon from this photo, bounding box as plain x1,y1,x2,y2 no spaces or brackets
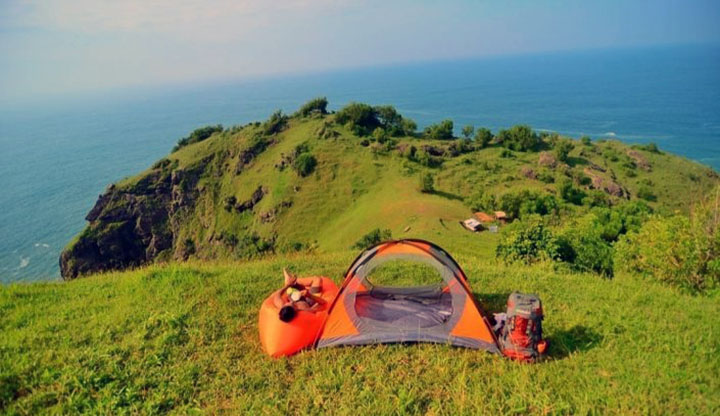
1,43,719,282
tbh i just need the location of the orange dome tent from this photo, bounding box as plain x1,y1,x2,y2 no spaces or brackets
314,239,499,353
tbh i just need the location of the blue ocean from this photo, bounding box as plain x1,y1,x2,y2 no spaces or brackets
1,44,719,282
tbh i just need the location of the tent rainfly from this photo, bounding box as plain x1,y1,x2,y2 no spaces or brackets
315,239,500,353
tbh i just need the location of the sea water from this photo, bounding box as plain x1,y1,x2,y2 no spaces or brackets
1,44,719,282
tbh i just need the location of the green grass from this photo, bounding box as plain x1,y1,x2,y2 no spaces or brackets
2,253,719,414
80,115,718,269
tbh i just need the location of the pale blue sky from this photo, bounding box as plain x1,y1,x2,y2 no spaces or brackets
1,0,718,101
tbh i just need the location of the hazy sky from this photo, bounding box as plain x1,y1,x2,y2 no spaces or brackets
1,0,719,100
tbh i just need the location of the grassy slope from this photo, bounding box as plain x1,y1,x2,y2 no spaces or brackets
106,115,717,264
7,115,720,414
2,256,719,415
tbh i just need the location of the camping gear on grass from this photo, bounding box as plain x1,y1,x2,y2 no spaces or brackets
258,240,551,361
498,292,548,362
315,239,499,353
258,276,339,357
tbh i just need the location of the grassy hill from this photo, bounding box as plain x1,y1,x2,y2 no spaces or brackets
3,100,720,414
59,102,717,278
2,256,719,414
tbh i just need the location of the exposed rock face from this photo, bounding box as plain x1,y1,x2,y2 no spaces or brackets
626,150,651,171
235,186,266,213
583,167,628,198
520,166,537,180
538,151,558,168
59,158,209,279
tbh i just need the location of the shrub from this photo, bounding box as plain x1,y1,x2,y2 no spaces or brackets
637,186,656,201
496,125,539,151
500,149,514,158
294,153,317,177
353,228,392,250
401,118,418,136
496,216,567,264
335,102,379,136
173,125,223,151
296,97,328,117
374,105,407,136
263,110,289,135
335,102,416,137
474,127,493,147
499,190,560,220
419,172,434,193
554,139,575,163
580,136,592,146
582,190,611,208
559,216,615,276
615,188,719,292
461,125,474,139
416,150,442,168
558,179,586,205
423,120,454,140
372,127,389,143
636,142,662,154
465,190,497,212
538,170,555,183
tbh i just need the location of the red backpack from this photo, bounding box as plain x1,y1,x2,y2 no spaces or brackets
498,292,548,362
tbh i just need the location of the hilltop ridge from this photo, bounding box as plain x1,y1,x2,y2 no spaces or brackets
60,99,719,279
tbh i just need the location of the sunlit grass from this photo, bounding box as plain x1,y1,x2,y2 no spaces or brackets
2,253,719,414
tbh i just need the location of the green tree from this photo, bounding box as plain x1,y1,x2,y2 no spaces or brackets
496,125,539,151
335,102,380,136
554,139,575,163
461,125,474,140
296,97,328,117
465,190,497,212
173,125,223,151
474,127,493,148
263,110,289,135
419,172,435,193
423,120,454,140
496,216,567,264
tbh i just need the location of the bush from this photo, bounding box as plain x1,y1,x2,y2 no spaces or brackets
474,128,493,147
538,170,555,183
500,149,514,158
296,97,328,117
496,216,567,264
498,190,559,220
560,217,614,276
173,125,223,151
496,125,539,151
335,102,379,136
263,110,289,135
419,172,434,193
615,188,719,293
582,190,611,208
580,136,592,146
637,186,656,201
294,153,317,177
465,190,497,212
423,120,454,140
335,102,416,137
558,179,586,205
554,139,575,163
353,228,392,250
416,150,442,168
636,142,662,154
461,125,474,139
